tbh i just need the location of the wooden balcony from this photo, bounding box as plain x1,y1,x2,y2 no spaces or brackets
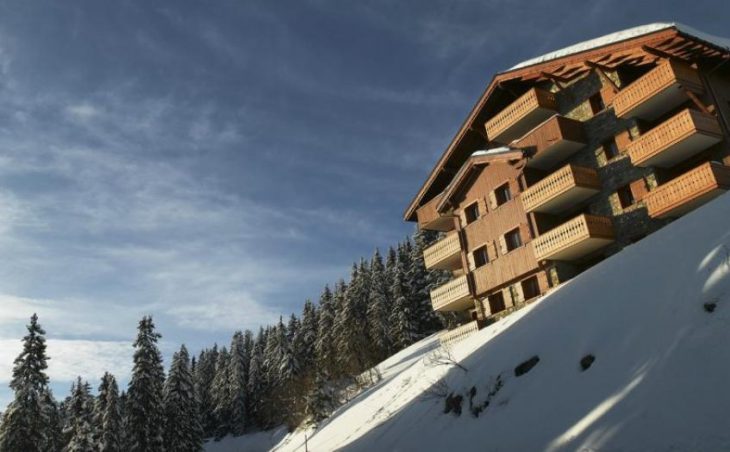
644,162,730,219
485,88,558,144
515,115,587,170
423,233,462,271
521,165,601,213
416,193,455,232
613,60,704,120
430,274,473,312
533,214,615,261
472,245,537,295
628,109,723,168
439,320,480,347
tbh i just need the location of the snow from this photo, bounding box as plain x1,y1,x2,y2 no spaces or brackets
509,22,730,71
214,191,730,451
471,146,514,157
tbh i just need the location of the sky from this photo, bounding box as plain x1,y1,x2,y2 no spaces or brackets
0,0,729,405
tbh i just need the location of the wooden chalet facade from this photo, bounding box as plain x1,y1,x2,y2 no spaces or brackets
405,24,730,326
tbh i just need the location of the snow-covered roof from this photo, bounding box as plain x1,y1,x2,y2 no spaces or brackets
509,22,730,71
471,146,514,157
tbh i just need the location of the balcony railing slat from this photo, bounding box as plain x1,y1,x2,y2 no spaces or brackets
521,165,600,213
430,274,471,311
423,233,462,270
485,88,557,143
645,162,730,218
533,214,614,261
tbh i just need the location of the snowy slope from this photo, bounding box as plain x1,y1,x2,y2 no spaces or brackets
217,191,730,451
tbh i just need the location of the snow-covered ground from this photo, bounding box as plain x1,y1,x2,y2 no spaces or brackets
213,192,730,451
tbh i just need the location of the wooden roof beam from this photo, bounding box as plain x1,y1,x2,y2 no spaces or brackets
585,61,619,93
641,44,679,62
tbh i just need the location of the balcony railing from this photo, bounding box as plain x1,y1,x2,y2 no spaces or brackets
485,88,558,144
438,321,479,347
430,274,473,312
515,115,587,170
628,109,723,168
644,162,730,219
613,60,704,120
423,233,462,271
472,245,537,295
521,164,601,213
416,193,455,232
533,214,615,261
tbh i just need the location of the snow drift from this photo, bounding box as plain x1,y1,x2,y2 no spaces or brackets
213,191,730,451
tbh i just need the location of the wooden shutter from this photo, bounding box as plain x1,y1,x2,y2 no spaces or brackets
477,197,488,217
519,222,532,243
498,235,508,255
630,178,649,202
458,210,467,227
486,241,497,261
488,191,497,211
466,250,476,271
508,179,520,197
615,129,632,152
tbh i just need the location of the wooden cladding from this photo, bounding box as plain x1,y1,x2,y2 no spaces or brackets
472,244,538,296
430,274,473,312
613,60,704,120
644,162,730,219
533,214,615,261
416,194,454,232
628,109,723,168
423,233,462,271
484,88,558,143
515,115,587,170
521,165,601,213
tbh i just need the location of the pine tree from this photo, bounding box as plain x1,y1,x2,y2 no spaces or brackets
227,332,248,436
93,373,122,452
63,377,94,452
163,345,202,452
334,261,372,375
314,285,336,378
367,248,392,361
246,330,265,429
390,249,418,350
410,229,445,334
194,345,218,438
0,314,54,452
42,389,63,452
304,371,333,426
126,316,165,452
210,346,231,438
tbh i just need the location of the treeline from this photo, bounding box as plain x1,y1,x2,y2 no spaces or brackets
0,231,450,451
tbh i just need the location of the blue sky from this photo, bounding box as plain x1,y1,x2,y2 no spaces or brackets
0,0,728,404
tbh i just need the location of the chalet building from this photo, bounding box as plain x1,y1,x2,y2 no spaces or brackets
404,23,730,333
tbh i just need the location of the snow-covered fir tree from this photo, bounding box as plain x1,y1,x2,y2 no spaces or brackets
126,316,166,452
194,345,218,438
314,285,336,378
390,248,418,351
246,329,266,428
0,314,56,452
410,230,444,335
227,331,248,436
63,378,94,452
295,299,318,380
210,346,231,438
304,370,334,425
163,345,202,452
93,372,123,452
334,262,372,376
366,249,393,362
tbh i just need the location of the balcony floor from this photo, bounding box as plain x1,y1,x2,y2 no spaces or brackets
531,185,599,213
528,140,586,170
543,237,615,261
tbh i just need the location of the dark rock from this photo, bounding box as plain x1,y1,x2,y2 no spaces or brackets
704,302,717,313
514,356,540,377
443,393,463,416
580,354,596,371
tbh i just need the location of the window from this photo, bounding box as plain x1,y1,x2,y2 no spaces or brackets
522,276,541,300
464,202,480,224
505,228,522,252
473,245,489,268
589,93,605,113
603,139,619,160
616,185,635,209
488,292,506,314
494,183,512,207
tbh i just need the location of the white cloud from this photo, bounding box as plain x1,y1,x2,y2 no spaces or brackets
65,103,100,122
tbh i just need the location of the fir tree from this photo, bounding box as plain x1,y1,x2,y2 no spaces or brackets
410,229,445,334
0,314,54,452
163,345,202,452
42,389,64,452
367,249,392,361
63,378,94,452
194,345,218,438
314,285,336,378
246,330,265,428
304,371,333,426
93,373,122,452
390,250,418,350
126,316,165,452
210,346,231,438
228,332,248,436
